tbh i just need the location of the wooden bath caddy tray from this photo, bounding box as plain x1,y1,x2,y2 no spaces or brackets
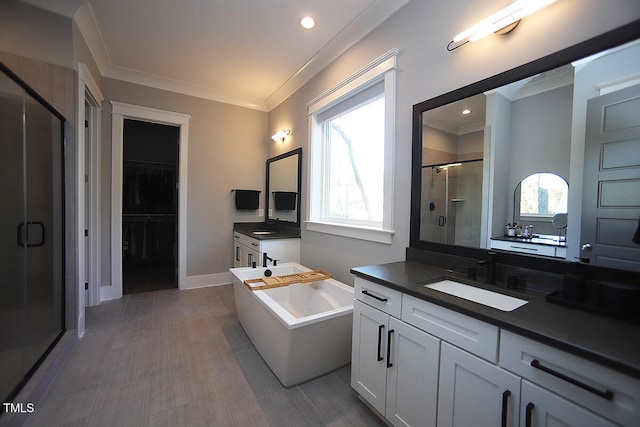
244,270,332,291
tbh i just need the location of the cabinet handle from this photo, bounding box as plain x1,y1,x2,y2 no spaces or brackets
386,329,394,368
251,242,258,247
501,390,511,427
525,402,534,427
236,246,240,262
510,245,538,251
377,324,385,362
362,289,388,303
530,359,614,401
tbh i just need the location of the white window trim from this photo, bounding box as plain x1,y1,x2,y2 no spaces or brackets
306,49,398,244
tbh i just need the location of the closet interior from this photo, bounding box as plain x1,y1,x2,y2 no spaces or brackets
122,119,179,294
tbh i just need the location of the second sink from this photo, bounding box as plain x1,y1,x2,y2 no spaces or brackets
425,279,528,312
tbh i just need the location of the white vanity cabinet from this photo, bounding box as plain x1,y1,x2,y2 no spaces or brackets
402,295,519,427
232,232,299,268
500,330,640,427
352,278,440,427
351,276,640,427
520,381,616,427
438,342,520,427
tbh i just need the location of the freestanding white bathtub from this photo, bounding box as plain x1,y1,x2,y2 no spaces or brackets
229,262,354,387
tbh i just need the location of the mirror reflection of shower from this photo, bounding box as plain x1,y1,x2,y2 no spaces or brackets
421,159,483,246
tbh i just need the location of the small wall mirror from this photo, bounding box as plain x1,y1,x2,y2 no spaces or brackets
266,148,302,226
513,172,568,235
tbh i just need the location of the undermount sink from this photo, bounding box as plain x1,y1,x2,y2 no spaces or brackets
424,279,528,312
252,231,273,235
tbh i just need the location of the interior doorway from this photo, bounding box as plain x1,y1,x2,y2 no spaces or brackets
122,119,179,294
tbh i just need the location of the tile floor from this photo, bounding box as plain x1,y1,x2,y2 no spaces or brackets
2,285,386,427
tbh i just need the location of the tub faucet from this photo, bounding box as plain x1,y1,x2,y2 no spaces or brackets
263,252,278,268
477,251,497,284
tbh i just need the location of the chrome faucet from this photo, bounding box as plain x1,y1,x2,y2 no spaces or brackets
477,251,497,284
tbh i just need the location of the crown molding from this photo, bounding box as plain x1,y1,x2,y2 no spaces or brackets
74,0,410,112
103,66,269,111
74,3,111,73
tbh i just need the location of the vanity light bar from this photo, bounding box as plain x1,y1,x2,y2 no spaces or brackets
449,0,558,50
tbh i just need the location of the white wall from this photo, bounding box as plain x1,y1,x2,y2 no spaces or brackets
268,0,640,285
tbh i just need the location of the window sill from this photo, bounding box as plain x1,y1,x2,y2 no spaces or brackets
305,221,394,244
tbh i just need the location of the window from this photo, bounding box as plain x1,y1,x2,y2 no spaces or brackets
307,50,397,243
519,173,568,217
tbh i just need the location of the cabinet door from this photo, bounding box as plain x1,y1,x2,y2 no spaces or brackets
233,243,245,268
438,343,520,427
521,380,616,427
351,300,389,415
386,317,440,427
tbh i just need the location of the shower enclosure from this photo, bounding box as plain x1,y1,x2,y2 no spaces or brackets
0,63,65,402
421,159,483,247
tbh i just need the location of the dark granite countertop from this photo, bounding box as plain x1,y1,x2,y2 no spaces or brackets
233,222,300,240
351,261,640,378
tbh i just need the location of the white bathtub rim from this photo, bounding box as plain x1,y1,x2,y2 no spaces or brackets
229,262,312,282
253,279,354,330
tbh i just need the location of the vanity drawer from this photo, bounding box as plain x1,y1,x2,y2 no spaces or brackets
354,277,402,318
401,294,499,362
499,330,640,426
234,232,261,251
490,239,557,257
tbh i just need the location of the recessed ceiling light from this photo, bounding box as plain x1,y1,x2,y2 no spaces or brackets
461,109,472,115
300,16,315,30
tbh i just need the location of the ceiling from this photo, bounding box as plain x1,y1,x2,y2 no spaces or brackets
22,0,410,111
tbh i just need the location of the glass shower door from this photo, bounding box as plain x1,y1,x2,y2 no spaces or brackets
421,166,448,243
0,64,64,402
0,69,27,401
23,92,64,375
420,160,483,247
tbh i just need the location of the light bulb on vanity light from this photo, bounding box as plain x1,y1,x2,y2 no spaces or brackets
271,129,291,143
448,0,559,51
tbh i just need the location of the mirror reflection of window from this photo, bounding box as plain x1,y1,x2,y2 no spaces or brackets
519,173,568,217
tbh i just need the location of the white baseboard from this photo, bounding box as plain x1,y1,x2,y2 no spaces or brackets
181,272,232,290
99,272,232,303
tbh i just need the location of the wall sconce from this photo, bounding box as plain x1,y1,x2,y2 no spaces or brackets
447,0,558,51
271,129,290,142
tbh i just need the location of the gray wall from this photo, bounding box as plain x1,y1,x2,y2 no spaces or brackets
267,0,640,285
509,85,573,186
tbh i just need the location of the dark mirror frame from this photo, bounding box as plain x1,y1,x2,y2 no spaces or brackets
266,147,302,227
410,20,640,265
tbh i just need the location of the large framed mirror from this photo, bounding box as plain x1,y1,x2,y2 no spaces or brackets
266,148,302,227
411,20,640,272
